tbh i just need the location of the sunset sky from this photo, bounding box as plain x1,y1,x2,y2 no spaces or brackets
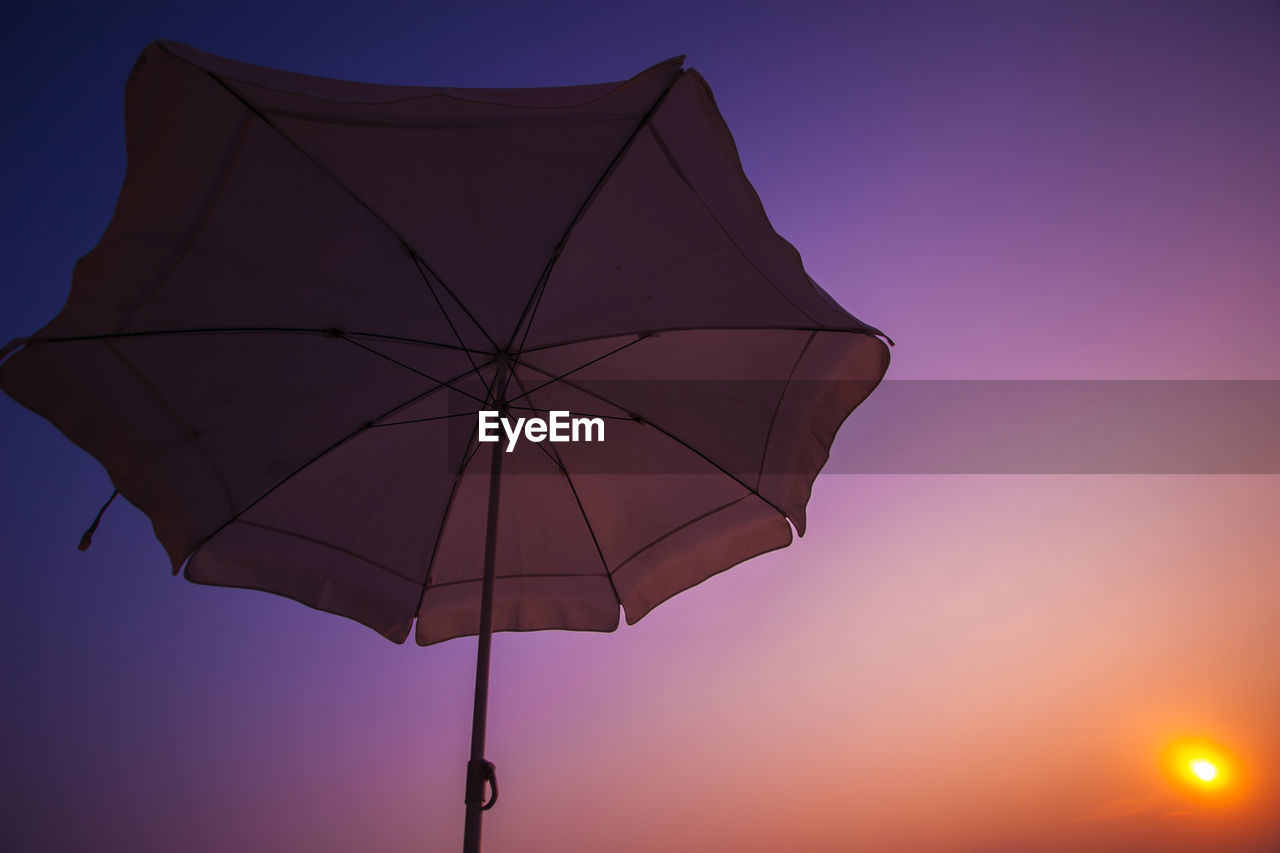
3,2,1279,851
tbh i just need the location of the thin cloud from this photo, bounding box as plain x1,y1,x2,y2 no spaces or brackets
1073,797,1165,823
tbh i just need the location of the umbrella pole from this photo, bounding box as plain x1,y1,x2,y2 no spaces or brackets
463,437,503,853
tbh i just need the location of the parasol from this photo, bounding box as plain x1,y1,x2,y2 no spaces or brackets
0,41,889,850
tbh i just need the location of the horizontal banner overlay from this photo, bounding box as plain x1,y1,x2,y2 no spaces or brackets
837,380,1280,474
427,381,1280,475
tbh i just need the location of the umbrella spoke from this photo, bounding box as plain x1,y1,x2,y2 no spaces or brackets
504,70,682,356
373,410,479,429
506,333,647,406
514,360,793,523
426,571,621,590
169,43,499,352
406,252,493,393
608,494,750,578
182,357,492,566
508,370,623,607
340,335,493,407
34,325,490,353
753,331,817,491
645,124,824,326
236,520,420,586
105,339,237,516
516,322,891,354
413,417,481,630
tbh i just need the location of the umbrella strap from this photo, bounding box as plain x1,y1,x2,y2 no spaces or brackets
465,758,498,811
78,489,119,551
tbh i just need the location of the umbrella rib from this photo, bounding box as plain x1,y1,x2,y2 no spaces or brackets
359,356,498,429
516,362,794,523
505,334,646,407
518,324,890,354
374,411,480,428
427,572,616,590
557,473,622,606
104,341,236,516
494,405,636,424
236,520,420,586
454,356,521,475
114,112,251,333
446,364,517,487
608,495,749,578
508,370,623,607
32,327,487,353
503,68,684,355
455,437,486,478
340,335,491,407
412,420,481,627
753,331,817,490
406,255,493,400
502,408,632,422
259,110,653,132
164,43,499,352
414,348,523,617
181,358,492,569
645,123,824,327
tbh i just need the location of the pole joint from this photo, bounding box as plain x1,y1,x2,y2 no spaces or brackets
465,758,499,811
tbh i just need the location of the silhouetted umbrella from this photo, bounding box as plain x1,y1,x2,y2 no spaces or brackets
0,41,889,851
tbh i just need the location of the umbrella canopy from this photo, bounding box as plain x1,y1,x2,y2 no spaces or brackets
2,40,888,645
0,41,889,848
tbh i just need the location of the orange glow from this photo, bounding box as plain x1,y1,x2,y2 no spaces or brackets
1163,738,1238,795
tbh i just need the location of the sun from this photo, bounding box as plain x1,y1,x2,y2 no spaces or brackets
1190,759,1218,783
1163,738,1237,795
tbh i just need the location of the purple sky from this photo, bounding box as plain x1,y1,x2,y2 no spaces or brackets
3,2,1279,851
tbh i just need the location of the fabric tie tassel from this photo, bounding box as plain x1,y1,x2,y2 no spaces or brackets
78,489,119,551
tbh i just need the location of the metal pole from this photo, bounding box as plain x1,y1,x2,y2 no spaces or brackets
462,398,505,853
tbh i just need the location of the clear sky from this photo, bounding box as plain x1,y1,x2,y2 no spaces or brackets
3,1,1279,851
